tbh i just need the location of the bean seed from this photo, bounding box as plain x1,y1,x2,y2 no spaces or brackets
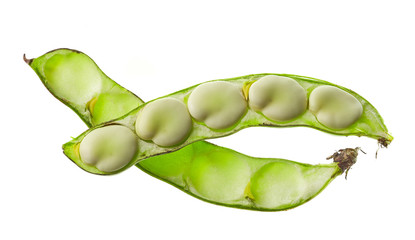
249,75,307,122
188,149,251,201
187,81,247,129
309,85,363,129
43,51,102,104
135,97,192,146
79,125,138,172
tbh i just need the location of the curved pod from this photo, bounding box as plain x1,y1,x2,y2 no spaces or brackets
25,49,142,127
139,141,357,211
63,73,391,174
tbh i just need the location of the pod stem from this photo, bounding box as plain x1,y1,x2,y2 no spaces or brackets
23,54,33,65
327,147,364,179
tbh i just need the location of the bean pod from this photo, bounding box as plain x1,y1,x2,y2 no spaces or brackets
62,72,390,174
139,141,360,211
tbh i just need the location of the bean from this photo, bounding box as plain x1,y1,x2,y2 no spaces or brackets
90,92,141,125
79,124,138,172
43,51,102,104
309,85,363,129
25,49,370,210
135,97,192,146
250,162,305,208
187,81,247,129
188,148,251,201
25,48,142,127
248,75,307,122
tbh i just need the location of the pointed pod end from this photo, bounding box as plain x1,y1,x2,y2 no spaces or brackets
376,136,393,158
378,136,392,148
23,54,33,65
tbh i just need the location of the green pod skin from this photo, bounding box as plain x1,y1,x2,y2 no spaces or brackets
139,141,358,211
60,72,391,174
26,49,362,211
25,49,143,126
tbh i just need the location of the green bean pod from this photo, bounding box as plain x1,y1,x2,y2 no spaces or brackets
25,49,364,210
59,70,390,174
139,141,359,211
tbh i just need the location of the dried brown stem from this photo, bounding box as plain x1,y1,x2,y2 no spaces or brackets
23,54,33,65
327,147,365,179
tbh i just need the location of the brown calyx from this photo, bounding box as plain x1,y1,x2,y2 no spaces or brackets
327,147,365,179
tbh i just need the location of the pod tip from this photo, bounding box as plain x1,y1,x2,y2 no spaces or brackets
378,136,392,148
375,136,392,158
23,54,33,65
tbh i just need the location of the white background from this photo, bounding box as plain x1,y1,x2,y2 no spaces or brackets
1,1,414,239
